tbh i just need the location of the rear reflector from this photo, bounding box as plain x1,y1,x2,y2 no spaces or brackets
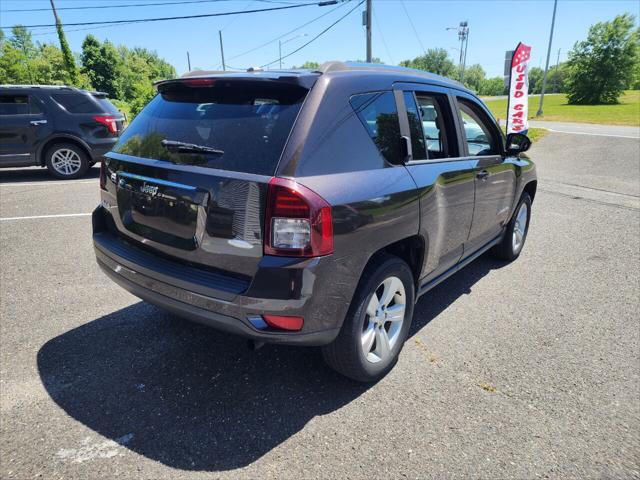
262,315,304,331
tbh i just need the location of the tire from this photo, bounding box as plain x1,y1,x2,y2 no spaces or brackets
492,192,532,261
322,253,415,382
44,143,90,179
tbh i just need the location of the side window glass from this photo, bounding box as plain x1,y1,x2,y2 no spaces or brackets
457,99,500,156
351,91,402,165
0,95,29,115
415,94,453,159
403,92,427,160
30,97,43,115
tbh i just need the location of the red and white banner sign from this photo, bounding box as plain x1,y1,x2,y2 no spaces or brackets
506,42,532,135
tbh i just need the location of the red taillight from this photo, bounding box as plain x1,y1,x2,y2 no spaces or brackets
262,315,304,331
93,115,118,134
99,159,106,190
264,177,333,257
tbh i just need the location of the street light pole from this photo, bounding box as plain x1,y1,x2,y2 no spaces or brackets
537,0,558,116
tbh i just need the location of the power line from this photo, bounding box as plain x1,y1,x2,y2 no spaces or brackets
261,0,364,68
225,0,348,62
0,2,335,29
372,9,393,64
399,0,426,55
3,0,230,13
1,0,298,12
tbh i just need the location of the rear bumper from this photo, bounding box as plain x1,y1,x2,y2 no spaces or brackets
93,207,350,346
87,138,118,161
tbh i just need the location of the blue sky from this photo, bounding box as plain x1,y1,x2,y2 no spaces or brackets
1,0,638,77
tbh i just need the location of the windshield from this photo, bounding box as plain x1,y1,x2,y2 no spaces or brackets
112,81,308,175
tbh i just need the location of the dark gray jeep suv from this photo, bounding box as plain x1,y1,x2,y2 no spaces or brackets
93,62,536,382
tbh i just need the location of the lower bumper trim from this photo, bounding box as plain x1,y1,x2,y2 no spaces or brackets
96,251,339,346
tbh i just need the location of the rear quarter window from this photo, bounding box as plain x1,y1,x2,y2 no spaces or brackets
350,91,402,165
112,81,308,176
52,93,108,114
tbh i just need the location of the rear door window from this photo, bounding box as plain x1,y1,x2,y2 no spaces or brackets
112,81,308,176
414,93,457,160
403,92,427,160
350,91,402,165
0,95,39,115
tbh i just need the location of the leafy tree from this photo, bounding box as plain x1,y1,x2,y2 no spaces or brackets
547,63,568,93
479,77,506,96
631,57,640,89
399,48,457,79
296,61,320,69
463,64,485,93
565,13,639,104
80,36,121,98
0,26,36,83
527,67,544,94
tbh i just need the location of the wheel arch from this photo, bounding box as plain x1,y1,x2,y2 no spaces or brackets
523,180,537,203
363,234,426,294
37,134,92,166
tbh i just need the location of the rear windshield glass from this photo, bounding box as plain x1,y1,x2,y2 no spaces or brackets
52,93,118,114
112,81,308,176
94,96,121,115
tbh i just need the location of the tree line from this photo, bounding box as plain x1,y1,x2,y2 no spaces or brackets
0,13,638,115
0,26,175,119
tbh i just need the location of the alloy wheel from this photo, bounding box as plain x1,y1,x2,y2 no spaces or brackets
51,148,82,176
512,202,528,254
361,276,406,364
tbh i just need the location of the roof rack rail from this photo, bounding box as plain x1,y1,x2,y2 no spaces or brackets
0,84,77,90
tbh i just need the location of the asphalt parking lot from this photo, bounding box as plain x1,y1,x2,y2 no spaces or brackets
1,131,639,479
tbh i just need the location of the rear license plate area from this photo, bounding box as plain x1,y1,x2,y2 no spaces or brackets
116,172,208,250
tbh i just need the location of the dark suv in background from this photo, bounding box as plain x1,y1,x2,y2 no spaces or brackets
0,85,124,179
93,62,536,382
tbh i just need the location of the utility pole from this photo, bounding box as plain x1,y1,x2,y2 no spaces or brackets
553,47,561,93
448,21,468,82
218,30,226,71
186,51,191,71
537,0,558,116
461,27,469,79
49,0,77,83
365,0,372,62
279,40,282,69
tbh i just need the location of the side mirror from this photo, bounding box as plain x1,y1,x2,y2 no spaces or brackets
505,132,531,155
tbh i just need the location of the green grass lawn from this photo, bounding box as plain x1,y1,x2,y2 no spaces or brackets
485,90,640,126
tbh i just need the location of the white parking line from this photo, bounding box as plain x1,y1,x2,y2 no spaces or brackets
545,128,640,139
0,179,98,188
0,213,92,221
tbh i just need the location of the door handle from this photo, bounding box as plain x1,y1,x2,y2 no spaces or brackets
30,120,47,126
476,170,489,180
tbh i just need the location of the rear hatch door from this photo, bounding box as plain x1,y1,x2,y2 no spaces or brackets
102,76,312,279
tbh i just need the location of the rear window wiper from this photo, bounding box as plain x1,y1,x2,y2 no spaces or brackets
161,139,224,155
